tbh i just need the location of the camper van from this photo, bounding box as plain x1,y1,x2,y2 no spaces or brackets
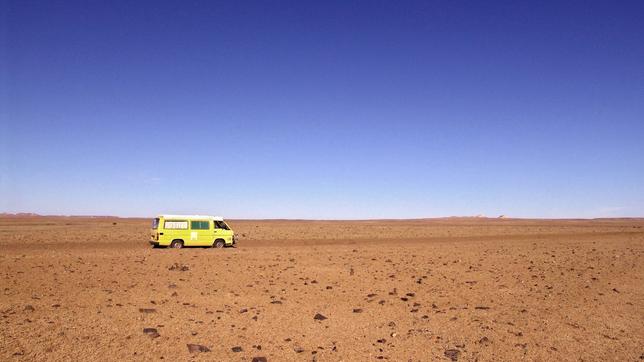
150,215,236,248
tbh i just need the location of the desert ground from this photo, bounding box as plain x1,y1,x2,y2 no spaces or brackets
1,216,643,361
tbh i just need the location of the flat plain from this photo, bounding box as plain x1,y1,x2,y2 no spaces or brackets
1,216,643,361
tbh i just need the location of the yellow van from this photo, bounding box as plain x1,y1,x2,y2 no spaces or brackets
149,215,236,248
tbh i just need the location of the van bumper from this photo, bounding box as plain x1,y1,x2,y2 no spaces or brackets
149,240,159,247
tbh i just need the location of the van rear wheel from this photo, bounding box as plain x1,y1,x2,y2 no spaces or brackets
214,240,225,249
170,240,183,249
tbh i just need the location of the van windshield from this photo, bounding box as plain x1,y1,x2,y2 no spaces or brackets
152,218,160,229
215,221,229,230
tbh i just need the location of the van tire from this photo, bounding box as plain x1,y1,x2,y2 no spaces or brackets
214,239,225,249
170,240,184,249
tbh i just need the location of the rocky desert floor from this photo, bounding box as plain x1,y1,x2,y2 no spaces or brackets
1,216,643,361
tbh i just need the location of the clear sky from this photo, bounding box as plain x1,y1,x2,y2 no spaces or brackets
1,1,643,219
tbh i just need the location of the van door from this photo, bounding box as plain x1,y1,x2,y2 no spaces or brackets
189,220,211,246
214,220,232,245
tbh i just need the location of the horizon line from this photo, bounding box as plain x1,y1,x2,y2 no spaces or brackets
1,212,643,221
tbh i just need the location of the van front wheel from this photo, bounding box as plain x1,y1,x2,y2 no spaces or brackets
213,240,225,249
170,240,183,249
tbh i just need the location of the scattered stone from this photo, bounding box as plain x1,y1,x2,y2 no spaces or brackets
169,263,189,271
231,346,243,352
293,344,305,353
240,308,248,313
478,336,490,345
143,328,160,338
252,358,268,362
139,308,156,313
270,301,282,304
353,308,363,313
24,305,35,312
313,313,327,321
475,306,490,310
444,349,460,361
187,344,210,353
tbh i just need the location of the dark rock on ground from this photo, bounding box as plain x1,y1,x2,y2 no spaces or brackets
314,313,327,321
231,346,243,352
187,344,210,353
143,328,160,338
169,263,189,271
444,348,460,361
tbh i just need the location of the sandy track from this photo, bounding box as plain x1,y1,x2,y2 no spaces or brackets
1,217,643,361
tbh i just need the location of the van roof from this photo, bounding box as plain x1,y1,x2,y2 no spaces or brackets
157,214,224,221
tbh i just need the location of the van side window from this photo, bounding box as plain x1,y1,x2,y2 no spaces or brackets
165,220,188,229
191,221,210,230
214,221,229,230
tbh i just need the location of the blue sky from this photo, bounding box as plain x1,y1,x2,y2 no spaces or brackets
1,1,643,218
